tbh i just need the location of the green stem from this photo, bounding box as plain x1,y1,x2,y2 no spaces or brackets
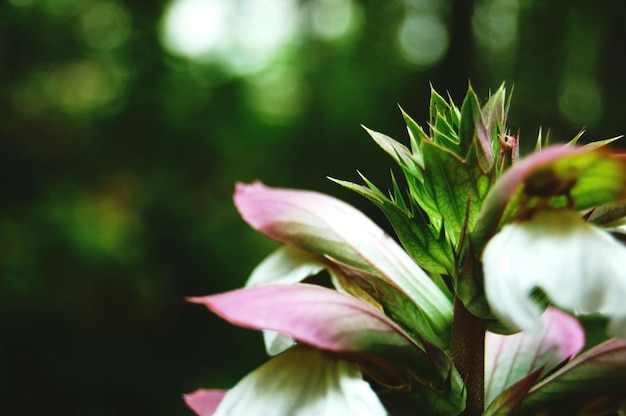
452,296,485,416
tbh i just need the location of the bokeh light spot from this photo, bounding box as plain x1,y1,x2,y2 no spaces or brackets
395,13,449,69
472,0,519,54
307,0,361,42
45,59,127,115
160,0,230,59
43,179,145,264
78,0,132,50
217,0,298,75
558,76,603,126
160,0,298,75
12,59,128,117
245,67,305,125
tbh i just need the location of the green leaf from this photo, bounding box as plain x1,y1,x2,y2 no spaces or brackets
389,171,408,211
361,126,444,223
483,370,542,416
332,178,453,275
422,141,491,246
400,107,428,163
448,91,462,129
331,260,453,354
519,338,626,415
480,86,506,169
432,113,460,150
583,135,623,149
430,86,452,128
454,244,494,319
566,129,586,146
459,84,480,157
378,384,466,416
364,126,422,180
481,84,507,136
405,171,441,226
588,201,626,225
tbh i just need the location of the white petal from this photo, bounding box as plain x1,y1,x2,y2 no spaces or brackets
246,246,326,287
245,246,325,355
484,307,584,405
214,345,388,416
262,330,296,356
484,209,626,335
483,221,546,333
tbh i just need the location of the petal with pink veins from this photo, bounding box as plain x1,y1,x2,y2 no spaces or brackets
188,283,412,353
519,338,626,415
233,181,452,347
485,307,585,406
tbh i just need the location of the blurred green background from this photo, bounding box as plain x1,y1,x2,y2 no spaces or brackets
1,0,625,414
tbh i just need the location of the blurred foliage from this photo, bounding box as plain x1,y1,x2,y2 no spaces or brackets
1,0,625,414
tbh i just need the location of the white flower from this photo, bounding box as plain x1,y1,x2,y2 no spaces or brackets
483,209,626,337
212,345,388,416
234,181,453,348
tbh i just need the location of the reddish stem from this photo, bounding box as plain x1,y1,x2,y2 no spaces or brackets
452,296,485,416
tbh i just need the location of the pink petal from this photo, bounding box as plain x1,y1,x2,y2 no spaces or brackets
473,145,580,246
184,388,227,416
233,181,452,347
188,284,414,353
520,338,626,414
233,181,412,276
473,145,626,250
485,307,584,406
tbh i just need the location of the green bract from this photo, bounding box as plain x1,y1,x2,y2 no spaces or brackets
335,84,517,315
336,84,626,322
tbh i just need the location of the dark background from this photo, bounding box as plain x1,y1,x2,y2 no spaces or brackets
1,0,625,414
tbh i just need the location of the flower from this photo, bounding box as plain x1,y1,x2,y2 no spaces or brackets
484,307,584,407
482,306,626,414
483,208,626,337
184,283,461,415
233,181,453,348
185,86,626,415
186,345,388,416
183,181,469,415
